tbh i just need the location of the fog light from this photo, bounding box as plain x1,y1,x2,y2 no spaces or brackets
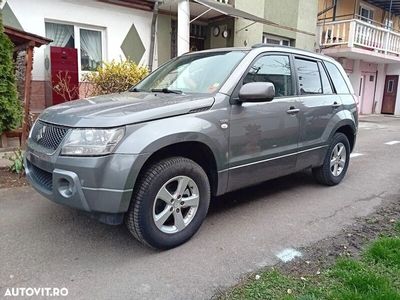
58,178,74,198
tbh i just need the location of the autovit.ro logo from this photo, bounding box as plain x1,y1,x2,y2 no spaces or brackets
3,287,68,297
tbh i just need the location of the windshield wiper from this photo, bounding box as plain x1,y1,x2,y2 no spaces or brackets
130,87,145,92
151,88,183,94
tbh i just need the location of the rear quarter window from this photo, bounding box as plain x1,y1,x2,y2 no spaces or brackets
324,61,350,94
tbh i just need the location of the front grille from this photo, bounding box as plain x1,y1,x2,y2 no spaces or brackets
31,121,69,152
27,161,53,191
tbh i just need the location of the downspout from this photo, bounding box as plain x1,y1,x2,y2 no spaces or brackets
373,70,378,113
148,1,160,72
332,0,337,21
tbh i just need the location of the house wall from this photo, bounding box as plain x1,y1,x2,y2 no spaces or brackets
318,0,400,31
4,0,153,82
209,18,234,49
336,56,400,115
157,14,172,66
233,0,317,50
233,0,264,47
2,0,153,109
295,0,318,50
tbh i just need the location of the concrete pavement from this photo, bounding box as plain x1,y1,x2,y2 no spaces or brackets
1,115,399,299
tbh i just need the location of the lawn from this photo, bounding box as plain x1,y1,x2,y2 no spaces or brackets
221,221,400,300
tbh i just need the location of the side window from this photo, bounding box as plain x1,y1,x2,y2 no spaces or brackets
243,55,293,97
324,61,350,94
318,62,334,94
295,58,322,95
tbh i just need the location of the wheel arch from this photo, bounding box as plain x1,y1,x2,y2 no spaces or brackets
331,118,357,152
127,140,223,201
335,124,356,152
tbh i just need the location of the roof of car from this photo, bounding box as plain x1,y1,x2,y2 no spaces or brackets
185,45,337,63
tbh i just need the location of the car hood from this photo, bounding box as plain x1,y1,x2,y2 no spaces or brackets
39,92,215,127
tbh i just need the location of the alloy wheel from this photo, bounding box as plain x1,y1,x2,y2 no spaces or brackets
153,176,199,234
330,142,347,177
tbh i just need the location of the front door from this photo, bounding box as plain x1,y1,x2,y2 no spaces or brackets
227,54,300,192
382,75,398,114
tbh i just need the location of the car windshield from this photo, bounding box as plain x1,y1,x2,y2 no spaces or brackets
133,50,247,94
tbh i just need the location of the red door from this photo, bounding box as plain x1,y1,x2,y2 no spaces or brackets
50,46,79,105
382,75,398,115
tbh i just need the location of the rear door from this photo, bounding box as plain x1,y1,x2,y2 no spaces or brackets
227,53,300,191
294,56,341,170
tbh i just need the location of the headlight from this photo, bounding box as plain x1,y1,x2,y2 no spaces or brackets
61,127,125,156
28,119,38,139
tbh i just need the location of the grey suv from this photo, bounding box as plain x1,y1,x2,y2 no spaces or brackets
25,46,358,249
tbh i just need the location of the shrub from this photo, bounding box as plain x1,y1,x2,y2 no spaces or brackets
6,148,24,176
0,6,22,135
82,59,148,96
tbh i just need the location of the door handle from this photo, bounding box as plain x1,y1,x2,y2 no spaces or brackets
287,106,300,114
332,102,341,108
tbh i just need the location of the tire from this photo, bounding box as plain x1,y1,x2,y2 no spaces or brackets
125,157,210,250
312,132,350,186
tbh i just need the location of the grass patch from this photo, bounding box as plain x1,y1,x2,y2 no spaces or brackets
221,221,400,300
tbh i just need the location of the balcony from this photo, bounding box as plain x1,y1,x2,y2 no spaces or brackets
317,18,400,63
215,0,234,4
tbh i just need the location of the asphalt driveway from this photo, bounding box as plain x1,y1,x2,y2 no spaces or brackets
1,115,399,300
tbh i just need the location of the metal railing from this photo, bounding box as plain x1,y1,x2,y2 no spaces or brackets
215,0,234,5
317,18,400,55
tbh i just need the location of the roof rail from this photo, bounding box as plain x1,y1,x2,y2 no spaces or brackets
251,43,294,49
251,43,321,56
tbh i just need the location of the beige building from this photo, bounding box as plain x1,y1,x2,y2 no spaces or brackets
317,0,400,115
157,0,318,64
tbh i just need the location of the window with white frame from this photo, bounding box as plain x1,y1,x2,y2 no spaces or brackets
359,3,374,23
262,33,291,46
45,22,104,72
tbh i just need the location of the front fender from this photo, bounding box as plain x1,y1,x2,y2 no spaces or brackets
115,113,229,191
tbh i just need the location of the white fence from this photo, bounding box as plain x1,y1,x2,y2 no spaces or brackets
318,19,400,55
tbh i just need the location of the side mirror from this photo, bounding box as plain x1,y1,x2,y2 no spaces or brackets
238,82,275,102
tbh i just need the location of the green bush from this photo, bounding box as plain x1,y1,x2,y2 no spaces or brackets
0,6,22,135
6,148,24,175
82,59,148,96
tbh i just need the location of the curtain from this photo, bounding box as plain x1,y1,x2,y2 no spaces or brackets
45,23,74,47
80,29,102,65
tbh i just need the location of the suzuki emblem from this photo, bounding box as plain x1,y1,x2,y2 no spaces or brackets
36,125,47,141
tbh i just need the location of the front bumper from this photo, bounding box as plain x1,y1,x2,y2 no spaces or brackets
24,146,138,218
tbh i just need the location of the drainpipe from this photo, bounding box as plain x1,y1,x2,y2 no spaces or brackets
373,70,378,113
148,0,160,71
332,0,337,21
177,0,190,56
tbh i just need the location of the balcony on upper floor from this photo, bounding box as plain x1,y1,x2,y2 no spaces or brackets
215,0,234,5
317,17,400,63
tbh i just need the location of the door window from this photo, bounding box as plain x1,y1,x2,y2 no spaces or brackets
295,58,322,95
318,62,333,94
387,79,395,93
324,61,350,94
243,55,293,97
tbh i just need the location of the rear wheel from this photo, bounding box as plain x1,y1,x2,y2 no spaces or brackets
312,132,350,186
125,157,210,249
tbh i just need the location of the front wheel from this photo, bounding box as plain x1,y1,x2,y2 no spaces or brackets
312,132,351,186
125,157,210,249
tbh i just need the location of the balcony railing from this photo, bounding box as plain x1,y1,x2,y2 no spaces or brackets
216,0,234,5
317,19,400,56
